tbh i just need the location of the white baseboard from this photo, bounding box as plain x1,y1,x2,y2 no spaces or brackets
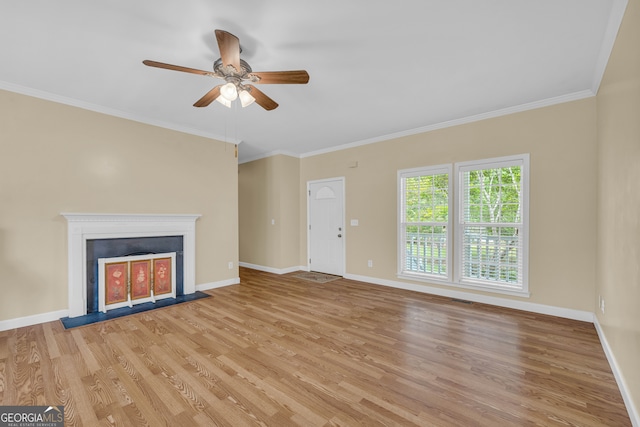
2,270,635,425
594,316,640,427
239,262,308,275
0,278,240,332
196,277,240,291
0,309,69,332
344,273,594,322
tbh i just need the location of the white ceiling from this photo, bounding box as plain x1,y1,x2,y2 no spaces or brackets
0,0,627,163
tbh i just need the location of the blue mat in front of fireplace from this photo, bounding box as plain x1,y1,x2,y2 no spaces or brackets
60,291,210,329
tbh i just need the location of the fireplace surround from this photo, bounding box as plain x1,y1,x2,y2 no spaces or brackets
62,213,200,318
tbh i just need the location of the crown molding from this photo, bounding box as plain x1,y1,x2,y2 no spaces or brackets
0,83,598,164
591,0,628,94
0,81,241,145
300,90,595,160
239,149,300,164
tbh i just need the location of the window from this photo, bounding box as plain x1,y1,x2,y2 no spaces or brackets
456,155,528,293
398,154,529,296
398,165,452,281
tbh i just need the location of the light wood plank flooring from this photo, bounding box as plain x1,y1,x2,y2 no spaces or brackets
0,267,630,426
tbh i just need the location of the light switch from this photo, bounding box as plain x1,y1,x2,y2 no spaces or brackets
350,219,359,226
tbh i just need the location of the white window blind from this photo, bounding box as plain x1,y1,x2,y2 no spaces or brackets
398,165,452,280
457,155,528,292
397,155,529,296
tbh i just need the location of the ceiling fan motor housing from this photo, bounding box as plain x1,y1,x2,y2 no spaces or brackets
214,58,253,77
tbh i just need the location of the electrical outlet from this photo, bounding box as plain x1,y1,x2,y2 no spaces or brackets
228,261,233,270
600,298,605,314
367,260,373,268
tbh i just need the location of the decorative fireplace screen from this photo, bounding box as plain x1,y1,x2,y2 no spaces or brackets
98,252,176,313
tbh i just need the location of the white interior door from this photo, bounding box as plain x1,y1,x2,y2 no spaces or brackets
308,178,344,276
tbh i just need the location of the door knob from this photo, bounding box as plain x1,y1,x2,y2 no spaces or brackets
338,234,342,238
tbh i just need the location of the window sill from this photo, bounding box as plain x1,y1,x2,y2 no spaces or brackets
397,273,531,298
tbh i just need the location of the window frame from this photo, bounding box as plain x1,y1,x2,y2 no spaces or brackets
454,154,530,295
397,164,453,283
397,154,530,297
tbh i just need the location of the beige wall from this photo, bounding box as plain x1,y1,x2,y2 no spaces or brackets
239,154,299,269
239,101,599,313
299,99,598,311
596,0,640,417
0,90,238,322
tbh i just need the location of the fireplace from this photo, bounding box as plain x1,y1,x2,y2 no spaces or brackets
87,235,183,313
62,213,200,318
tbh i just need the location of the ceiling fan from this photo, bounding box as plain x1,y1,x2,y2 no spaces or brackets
143,29,309,111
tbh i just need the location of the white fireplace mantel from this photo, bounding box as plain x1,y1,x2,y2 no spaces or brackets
62,213,201,318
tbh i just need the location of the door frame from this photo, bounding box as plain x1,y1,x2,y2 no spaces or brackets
306,177,346,275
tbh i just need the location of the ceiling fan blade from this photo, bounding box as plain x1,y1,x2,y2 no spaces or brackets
143,60,213,76
194,85,222,107
247,85,279,111
215,29,241,72
249,70,310,84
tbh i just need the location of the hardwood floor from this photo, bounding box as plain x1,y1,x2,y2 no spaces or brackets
0,267,630,426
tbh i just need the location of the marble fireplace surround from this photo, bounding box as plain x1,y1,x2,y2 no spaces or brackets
62,213,200,318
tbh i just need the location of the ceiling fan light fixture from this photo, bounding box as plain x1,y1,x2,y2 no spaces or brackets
216,96,232,108
239,89,255,108
220,81,238,101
